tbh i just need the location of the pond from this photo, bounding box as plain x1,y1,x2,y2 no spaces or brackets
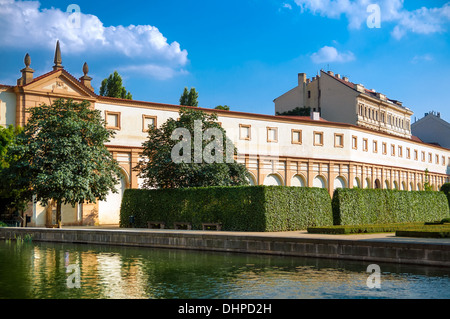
0,240,449,299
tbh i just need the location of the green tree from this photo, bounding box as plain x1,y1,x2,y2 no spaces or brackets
179,87,199,107
6,99,122,227
99,71,132,100
276,106,311,116
424,169,433,191
0,125,28,220
135,108,250,189
214,105,230,111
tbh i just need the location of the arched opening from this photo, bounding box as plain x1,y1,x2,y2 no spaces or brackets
393,181,399,190
291,175,306,187
247,172,257,186
417,183,422,191
334,176,346,189
409,182,414,191
385,180,390,190
313,175,327,189
365,178,371,189
401,182,407,191
263,174,283,186
98,169,128,225
374,179,381,189
353,177,361,188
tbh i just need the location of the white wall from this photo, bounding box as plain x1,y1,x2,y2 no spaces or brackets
0,90,16,127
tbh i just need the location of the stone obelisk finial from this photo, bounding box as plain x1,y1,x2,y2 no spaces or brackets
53,40,64,71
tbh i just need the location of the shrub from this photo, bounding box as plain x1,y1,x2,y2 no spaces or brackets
332,188,450,226
441,183,450,208
120,186,333,232
307,222,425,235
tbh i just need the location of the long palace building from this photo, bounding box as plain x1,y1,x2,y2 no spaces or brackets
1,43,449,227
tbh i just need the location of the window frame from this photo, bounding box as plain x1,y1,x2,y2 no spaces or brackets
105,111,121,130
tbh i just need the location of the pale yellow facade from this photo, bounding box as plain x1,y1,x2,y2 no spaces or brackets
1,50,449,226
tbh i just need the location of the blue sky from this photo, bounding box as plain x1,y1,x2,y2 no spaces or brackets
1,0,449,122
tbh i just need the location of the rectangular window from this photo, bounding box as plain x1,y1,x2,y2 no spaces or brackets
421,151,425,162
267,127,278,143
406,148,411,159
373,141,378,153
436,154,439,164
352,136,358,150
239,124,251,140
105,111,121,130
391,144,395,156
363,138,368,152
428,153,432,163
291,129,302,144
442,156,446,166
398,146,403,158
382,142,387,155
414,150,418,161
314,131,324,146
142,115,157,132
334,133,344,148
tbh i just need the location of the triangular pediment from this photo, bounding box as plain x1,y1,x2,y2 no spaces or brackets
23,69,97,99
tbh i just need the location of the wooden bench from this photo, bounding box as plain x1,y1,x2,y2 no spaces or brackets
174,222,192,230
148,221,166,229
202,223,222,231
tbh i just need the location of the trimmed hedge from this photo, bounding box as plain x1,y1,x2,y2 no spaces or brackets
332,188,450,226
396,224,450,238
441,183,450,208
307,222,425,235
120,186,333,232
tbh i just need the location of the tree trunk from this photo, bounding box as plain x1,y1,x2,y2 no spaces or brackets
56,200,62,228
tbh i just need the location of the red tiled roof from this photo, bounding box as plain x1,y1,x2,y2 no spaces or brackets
322,70,406,108
275,115,328,122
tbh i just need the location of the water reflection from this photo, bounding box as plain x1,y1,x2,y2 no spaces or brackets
0,241,448,299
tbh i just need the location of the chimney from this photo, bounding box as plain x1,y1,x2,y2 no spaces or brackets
79,62,94,92
376,92,387,101
311,112,320,121
355,84,365,93
298,73,307,86
327,71,334,76
343,76,349,82
336,74,341,79
17,53,34,85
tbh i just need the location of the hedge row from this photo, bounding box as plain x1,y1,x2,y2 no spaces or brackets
441,183,450,208
120,186,333,232
307,222,425,235
332,188,450,226
396,224,450,238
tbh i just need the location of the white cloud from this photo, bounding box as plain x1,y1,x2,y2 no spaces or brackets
292,0,450,39
0,0,188,78
311,46,355,64
118,64,189,81
411,54,434,64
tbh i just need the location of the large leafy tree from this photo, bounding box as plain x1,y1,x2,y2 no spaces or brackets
99,71,132,100
0,125,28,220
179,87,199,107
136,108,250,189
6,99,122,227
